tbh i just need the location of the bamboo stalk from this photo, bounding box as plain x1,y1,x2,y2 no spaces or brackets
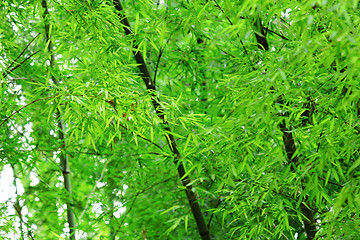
253,17,317,240
112,1,210,239
41,1,76,238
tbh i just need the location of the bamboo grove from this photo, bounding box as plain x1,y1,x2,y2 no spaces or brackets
0,0,359,239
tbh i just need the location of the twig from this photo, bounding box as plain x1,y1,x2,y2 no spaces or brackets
207,196,223,228
216,46,238,59
121,124,163,150
78,159,110,221
212,0,249,56
273,222,289,240
318,176,344,188
3,33,40,78
153,31,175,85
264,27,290,40
113,177,173,236
3,50,41,79
16,147,166,158
0,95,57,127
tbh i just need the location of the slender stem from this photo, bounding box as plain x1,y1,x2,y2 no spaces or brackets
254,17,317,239
41,0,76,239
112,1,210,239
112,177,173,236
212,0,249,56
3,33,40,78
0,96,56,127
264,27,290,40
3,50,40,79
78,160,109,221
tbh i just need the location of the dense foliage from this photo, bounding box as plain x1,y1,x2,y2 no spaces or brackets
1,0,359,239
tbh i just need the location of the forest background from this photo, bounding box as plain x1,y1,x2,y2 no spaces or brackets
0,0,359,239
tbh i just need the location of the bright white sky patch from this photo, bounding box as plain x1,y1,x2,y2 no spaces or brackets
281,8,292,18
0,165,15,203
92,202,104,217
113,201,126,218
29,171,40,186
96,181,106,188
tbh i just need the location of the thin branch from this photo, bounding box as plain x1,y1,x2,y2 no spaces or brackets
3,50,41,79
264,27,290,40
212,0,249,56
207,195,223,228
113,177,173,236
216,46,238,59
318,177,344,188
153,32,175,85
3,33,40,78
69,150,166,157
273,222,290,240
104,101,164,150
121,125,163,150
0,95,57,127
15,147,166,159
78,159,110,221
